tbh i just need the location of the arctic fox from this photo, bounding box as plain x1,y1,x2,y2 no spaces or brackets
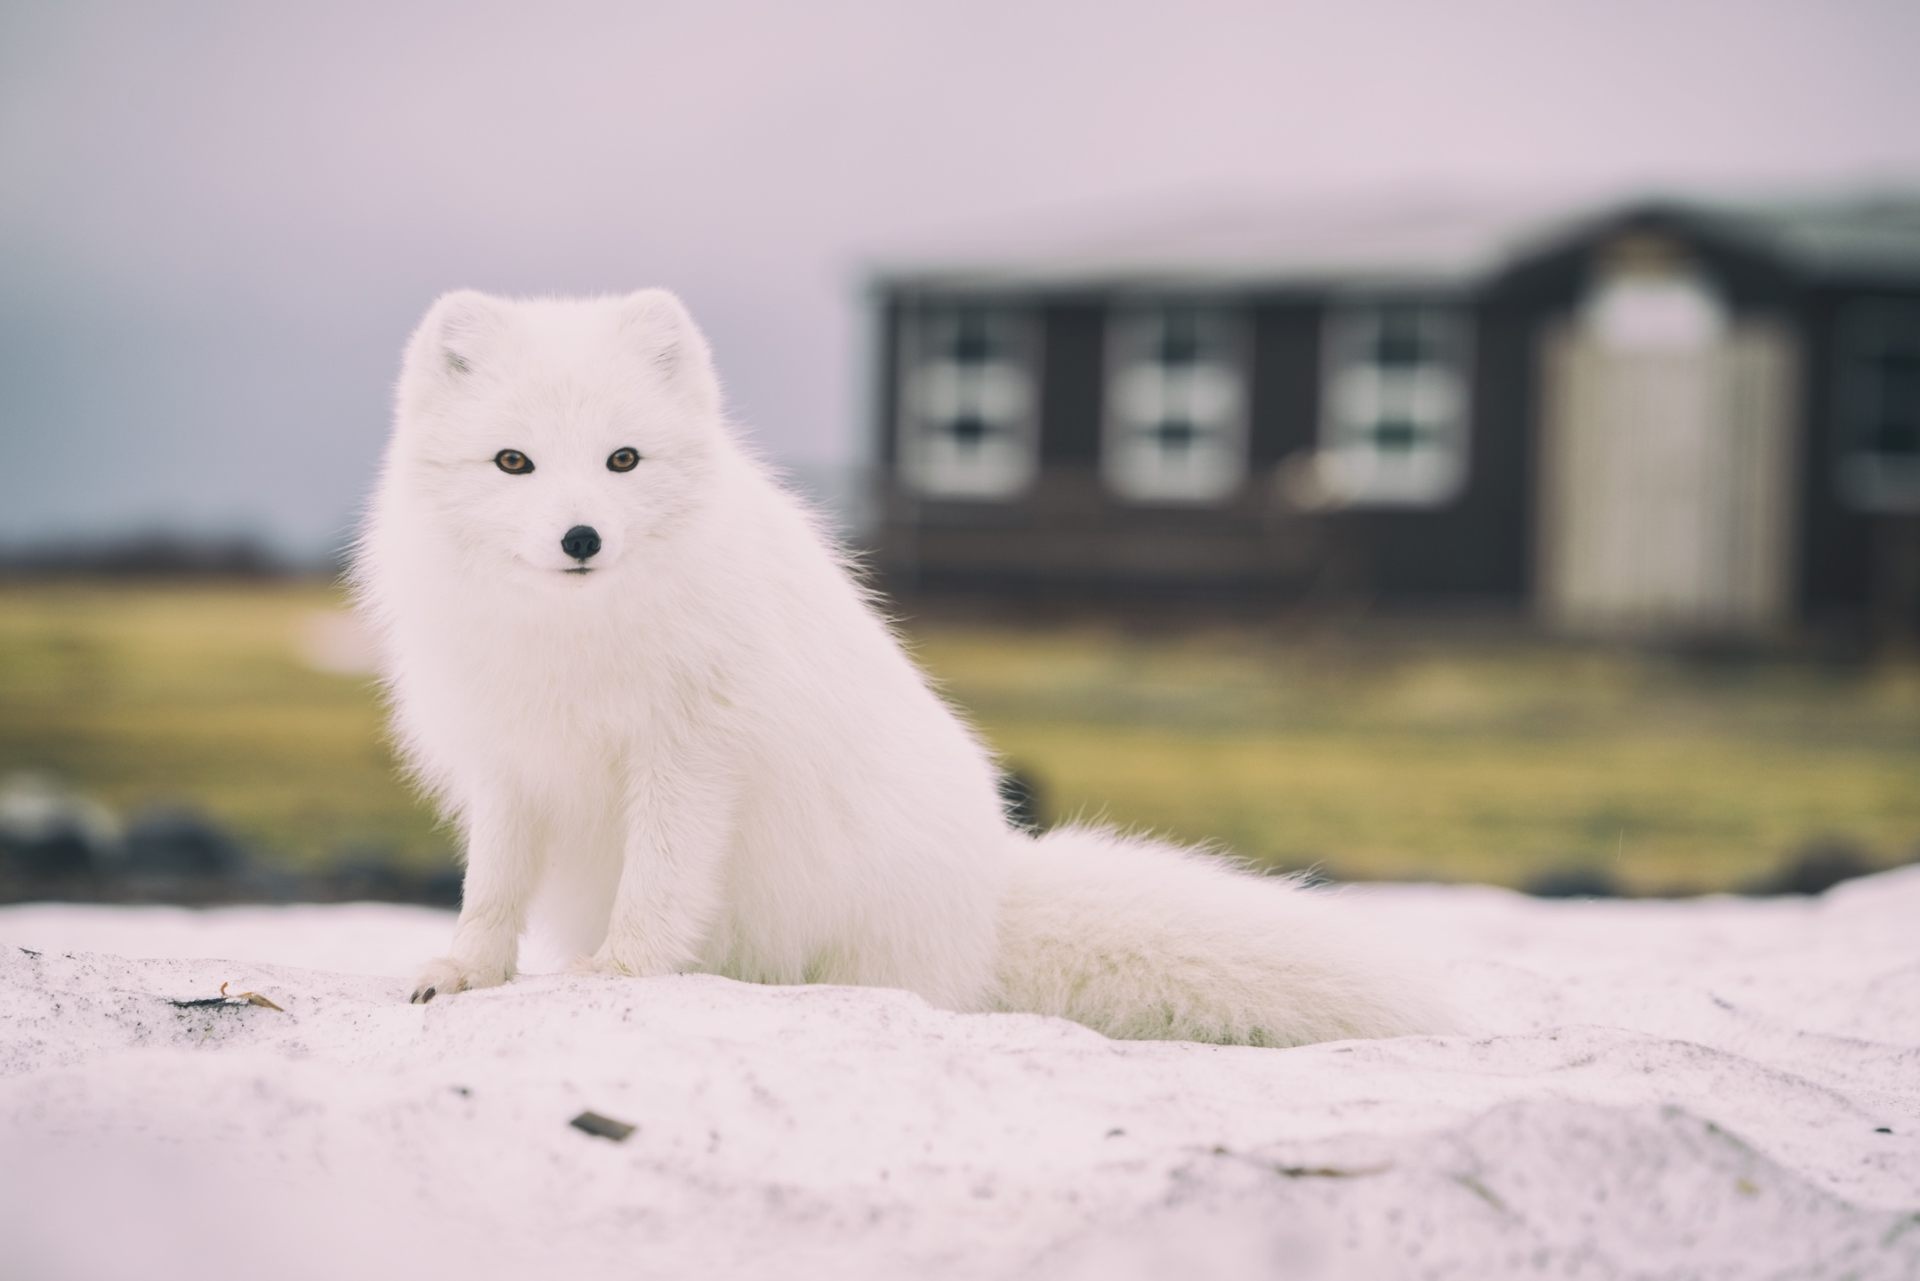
353,290,1447,1047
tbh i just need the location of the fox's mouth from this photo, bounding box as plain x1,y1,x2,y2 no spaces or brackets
563,566,594,576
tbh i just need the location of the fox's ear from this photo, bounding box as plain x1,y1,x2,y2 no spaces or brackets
416,289,506,378
619,289,719,407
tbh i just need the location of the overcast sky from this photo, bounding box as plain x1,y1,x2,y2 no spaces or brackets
4,1,1919,558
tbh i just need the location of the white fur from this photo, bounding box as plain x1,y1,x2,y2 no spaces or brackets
352,290,1449,1046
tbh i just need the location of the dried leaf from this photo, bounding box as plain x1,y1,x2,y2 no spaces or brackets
219,980,284,1011
168,981,285,1012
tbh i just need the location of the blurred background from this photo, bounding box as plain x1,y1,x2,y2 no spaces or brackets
3,0,1918,906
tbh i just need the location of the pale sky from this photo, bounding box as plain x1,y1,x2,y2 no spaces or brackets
4,1,1918,557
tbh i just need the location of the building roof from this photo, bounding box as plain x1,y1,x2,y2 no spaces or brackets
1710,196,1920,281
871,190,1920,292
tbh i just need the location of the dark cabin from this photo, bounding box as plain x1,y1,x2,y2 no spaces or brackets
864,195,1920,641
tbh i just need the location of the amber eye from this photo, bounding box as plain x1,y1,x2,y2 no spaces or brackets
607,447,641,473
494,449,533,475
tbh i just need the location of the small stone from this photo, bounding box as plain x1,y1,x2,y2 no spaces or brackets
570,1110,635,1142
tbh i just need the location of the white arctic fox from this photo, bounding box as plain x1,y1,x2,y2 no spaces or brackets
353,290,1447,1047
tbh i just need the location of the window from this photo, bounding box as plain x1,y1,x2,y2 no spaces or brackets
1104,305,1248,502
1317,304,1470,506
899,305,1038,499
1835,303,1920,512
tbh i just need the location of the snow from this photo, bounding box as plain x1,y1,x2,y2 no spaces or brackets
3,874,1917,1281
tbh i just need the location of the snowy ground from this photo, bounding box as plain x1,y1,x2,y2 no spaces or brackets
2,875,1917,1281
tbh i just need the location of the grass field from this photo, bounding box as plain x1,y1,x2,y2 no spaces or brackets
3,579,1917,892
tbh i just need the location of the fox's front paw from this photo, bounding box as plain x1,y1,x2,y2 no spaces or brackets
409,955,509,1004
572,931,681,980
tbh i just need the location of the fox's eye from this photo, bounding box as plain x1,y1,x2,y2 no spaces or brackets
607,447,641,473
494,449,533,475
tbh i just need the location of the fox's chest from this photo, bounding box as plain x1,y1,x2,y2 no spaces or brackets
404,615,731,780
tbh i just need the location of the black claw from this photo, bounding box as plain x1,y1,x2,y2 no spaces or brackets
421,986,437,1003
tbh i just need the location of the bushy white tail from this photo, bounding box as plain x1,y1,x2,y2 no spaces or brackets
993,827,1450,1046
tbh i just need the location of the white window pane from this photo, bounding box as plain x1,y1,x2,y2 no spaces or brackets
1331,367,1385,427
1411,373,1463,425
1114,365,1172,423
1181,366,1243,424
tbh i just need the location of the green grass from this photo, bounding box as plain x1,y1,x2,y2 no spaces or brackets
905,625,1920,891
2,580,1917,891
0,579,447,871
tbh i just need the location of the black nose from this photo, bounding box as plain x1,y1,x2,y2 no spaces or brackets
561,525,601,561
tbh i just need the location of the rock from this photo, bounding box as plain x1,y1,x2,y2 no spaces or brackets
1760,836,1879,896
122,806,245,877
0,773,121,878
1525,863,1624,899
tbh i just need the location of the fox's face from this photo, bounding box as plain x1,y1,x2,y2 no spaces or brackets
391,290,724,580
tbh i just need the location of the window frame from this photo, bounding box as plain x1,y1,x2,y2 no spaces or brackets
1315,300,1473,509
1100,301,1251,505
1833,300,1920,514
897,302,1043,501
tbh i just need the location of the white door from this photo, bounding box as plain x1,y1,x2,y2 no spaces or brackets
1537,268,1797,636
